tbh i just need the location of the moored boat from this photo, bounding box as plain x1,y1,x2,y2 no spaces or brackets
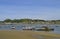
11,26,15,29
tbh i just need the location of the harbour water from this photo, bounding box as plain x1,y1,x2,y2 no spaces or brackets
0,24,60,34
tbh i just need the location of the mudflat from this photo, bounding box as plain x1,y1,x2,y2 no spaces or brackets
0,30,60,39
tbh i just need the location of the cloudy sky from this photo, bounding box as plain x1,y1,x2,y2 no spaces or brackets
0,0,60,20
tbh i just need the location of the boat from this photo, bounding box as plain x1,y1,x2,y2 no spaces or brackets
22,27,33,30
35,28,54,31
11,26,15,29
35,26,54,31
56,26,59,27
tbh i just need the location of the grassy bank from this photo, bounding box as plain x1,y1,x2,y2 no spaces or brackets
0,30,60,39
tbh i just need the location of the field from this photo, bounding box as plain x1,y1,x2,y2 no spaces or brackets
0,30,60,39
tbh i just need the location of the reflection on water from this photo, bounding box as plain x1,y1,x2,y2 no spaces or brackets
0,24,60,34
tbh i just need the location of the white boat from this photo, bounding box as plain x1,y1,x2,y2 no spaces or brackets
11,26,15,29
22,27,33,30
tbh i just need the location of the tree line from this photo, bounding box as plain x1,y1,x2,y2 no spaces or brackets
0,19,60,24
3,19,45,23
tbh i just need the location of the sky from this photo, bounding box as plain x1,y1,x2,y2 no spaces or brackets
0,0,60,20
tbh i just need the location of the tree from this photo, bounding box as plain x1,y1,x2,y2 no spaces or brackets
4,19,12,22
11,19,20,23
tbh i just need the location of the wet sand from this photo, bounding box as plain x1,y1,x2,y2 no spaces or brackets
0,30,60,39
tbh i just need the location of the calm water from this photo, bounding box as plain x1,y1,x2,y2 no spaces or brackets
0,24,60,34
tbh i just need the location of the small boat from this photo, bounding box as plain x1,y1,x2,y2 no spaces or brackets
35,28,54,31
11,26,15,29
35,26,54,31
22,27,33,30
56,26,59,27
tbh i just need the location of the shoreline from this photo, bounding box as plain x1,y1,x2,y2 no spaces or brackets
0,30,60,39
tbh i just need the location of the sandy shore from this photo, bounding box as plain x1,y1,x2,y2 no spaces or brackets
0,30,60,39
